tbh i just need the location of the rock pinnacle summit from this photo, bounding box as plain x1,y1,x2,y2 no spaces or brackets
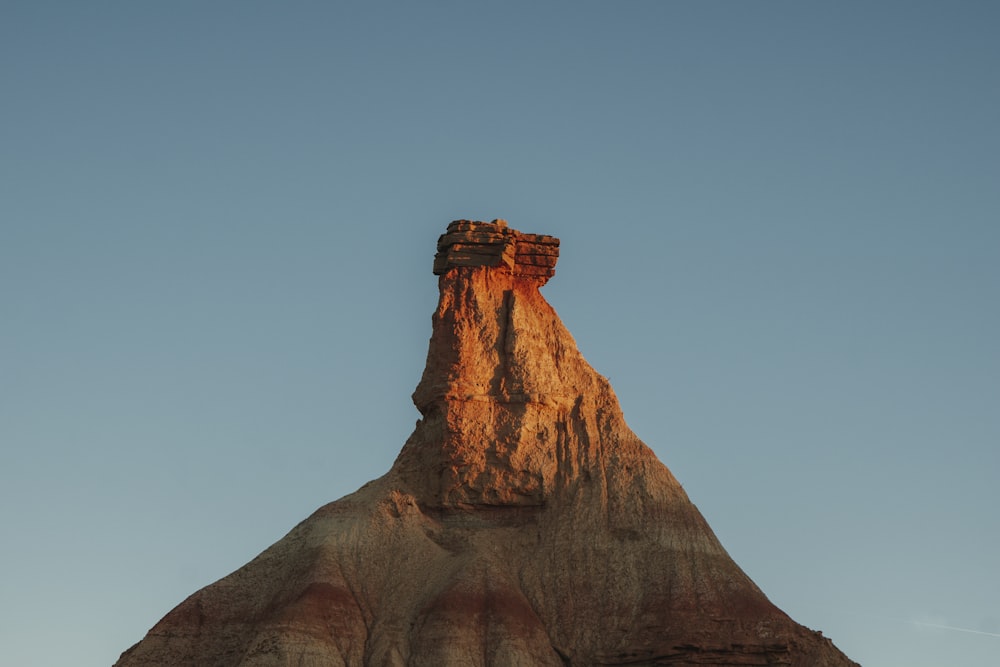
117,220,858,666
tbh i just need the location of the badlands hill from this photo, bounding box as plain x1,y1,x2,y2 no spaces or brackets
116,220,857,666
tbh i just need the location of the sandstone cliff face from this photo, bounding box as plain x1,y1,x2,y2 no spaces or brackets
116,220,858,667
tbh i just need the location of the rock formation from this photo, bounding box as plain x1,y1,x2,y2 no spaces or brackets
116,220,858,666
432,219,560,282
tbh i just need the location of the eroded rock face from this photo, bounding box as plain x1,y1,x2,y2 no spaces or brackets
432,219,560,283
116,220,858,667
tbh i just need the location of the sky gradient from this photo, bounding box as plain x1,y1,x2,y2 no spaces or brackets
2,3,998,666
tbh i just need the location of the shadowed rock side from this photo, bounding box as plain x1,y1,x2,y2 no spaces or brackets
116,220,858,667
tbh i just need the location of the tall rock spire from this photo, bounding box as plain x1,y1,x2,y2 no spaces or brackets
116,220,858,666
399,219,621,509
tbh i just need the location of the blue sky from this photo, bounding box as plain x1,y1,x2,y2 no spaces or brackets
2,3,998,666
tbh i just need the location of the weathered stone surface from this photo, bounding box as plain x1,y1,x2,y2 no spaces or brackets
433,219,559,283
116,220,858,667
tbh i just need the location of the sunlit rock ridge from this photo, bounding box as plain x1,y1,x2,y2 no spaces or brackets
116,219,858,666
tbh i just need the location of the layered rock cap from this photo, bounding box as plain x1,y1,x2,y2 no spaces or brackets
116,219,858,666
432,219,560,283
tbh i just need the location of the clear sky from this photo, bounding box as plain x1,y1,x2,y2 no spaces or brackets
2,3,998,666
